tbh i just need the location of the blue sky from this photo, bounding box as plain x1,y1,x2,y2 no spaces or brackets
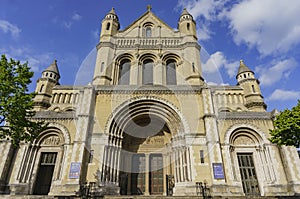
1,0,300,111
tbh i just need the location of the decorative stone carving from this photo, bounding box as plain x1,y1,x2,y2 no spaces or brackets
234,136,255,145
42,135,62,145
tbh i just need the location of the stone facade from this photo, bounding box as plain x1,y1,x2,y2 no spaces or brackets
1,6,300,197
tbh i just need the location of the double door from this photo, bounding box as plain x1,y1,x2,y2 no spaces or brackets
237,153,260,195
130,153,163,195
33,152,57,195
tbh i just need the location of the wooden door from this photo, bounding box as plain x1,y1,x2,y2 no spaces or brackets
131,154,145,195
149,154,163,195
33,152,57,195
237,153,260,195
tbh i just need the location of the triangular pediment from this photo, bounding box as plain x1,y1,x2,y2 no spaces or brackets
118,10,178,37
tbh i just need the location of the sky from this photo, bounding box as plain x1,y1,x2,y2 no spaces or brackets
1,0,300,112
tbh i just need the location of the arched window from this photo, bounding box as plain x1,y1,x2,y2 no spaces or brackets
106,22,111,30
166,60,176,85
39,84,44,93
146,27,152,37
101,62,105,72
142,59,153,85
187,23,190,31
252,85,255,93
118,59,131,85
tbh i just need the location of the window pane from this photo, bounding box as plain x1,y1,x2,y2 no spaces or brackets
146,27,151,37
143,60,153,85
166,61,176,85
118,60,130,85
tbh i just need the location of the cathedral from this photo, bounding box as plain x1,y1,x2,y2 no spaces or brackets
1,6,300,198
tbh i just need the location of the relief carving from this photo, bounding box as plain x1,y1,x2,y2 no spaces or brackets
234,136,255,145
42,135,62,145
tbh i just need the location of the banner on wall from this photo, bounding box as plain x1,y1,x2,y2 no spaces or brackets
213,163,225,179
69,162,81,179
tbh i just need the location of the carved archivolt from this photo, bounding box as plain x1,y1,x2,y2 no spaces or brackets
34,122,71,145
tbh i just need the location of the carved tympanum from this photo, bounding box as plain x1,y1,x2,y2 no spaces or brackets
42,135,62,145
234,136,255,145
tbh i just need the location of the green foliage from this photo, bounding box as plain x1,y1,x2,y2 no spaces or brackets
270,100,300,147
0,55,47,146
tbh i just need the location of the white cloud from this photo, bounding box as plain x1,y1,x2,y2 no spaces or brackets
268,89,300,101
202,51,239,78
53,13,82,29
223,0,300,56
91,29,99,40
0,19,21,38
177,0,227,40
178,0,300,56
257,58,297,86
72,13,82,21
2,46,53,73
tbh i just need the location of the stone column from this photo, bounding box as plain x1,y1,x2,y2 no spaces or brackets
154,60,163,85
67,86,95,193
144,154,150,195
130,60,138,85
280,146,300,193
202,88,226,192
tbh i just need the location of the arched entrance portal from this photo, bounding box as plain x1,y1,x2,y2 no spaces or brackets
120,115,172,195
101,99,192,196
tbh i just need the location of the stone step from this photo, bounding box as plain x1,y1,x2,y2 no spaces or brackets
0,196,55,199
0,195,299,199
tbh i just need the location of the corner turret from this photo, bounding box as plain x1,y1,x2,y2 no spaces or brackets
34,60,60,110
236,60,266,111
100,7,120,41
178,8,197,39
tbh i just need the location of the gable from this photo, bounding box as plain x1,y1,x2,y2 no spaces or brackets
118,11,178,38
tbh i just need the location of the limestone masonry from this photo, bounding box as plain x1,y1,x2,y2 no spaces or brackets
1,6,300,197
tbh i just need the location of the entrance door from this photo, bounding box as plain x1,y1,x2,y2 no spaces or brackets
149,154,163,195
131,154,145,195
33,152,57,195
237,153,260,195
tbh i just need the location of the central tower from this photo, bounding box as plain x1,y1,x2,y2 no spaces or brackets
92,6,204,86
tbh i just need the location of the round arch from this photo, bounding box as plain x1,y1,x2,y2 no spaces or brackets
33,122,71,145
224,123,270,146
105,96,189,146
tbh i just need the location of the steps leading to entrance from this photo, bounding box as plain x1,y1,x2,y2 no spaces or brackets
0,195,299,199
0,196,55,199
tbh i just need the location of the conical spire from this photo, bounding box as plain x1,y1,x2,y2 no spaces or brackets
181,8,190,16
237,60,252,76
179,8,194,22
44,60,60,77
108,7,116,15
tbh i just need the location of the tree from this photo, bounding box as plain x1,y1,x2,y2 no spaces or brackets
270,100,300,147
0,54,47,146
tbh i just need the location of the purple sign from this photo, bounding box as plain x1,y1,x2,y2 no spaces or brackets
213,163,225,179
69,162,81,179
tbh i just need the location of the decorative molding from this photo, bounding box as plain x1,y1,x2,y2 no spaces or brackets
218,112,272,120
233,136,255,145
95,85,204,95
41,135,62,146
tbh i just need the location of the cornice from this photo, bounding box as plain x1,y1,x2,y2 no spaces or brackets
95,85,205,95
218,111,272,120
33,111,77,120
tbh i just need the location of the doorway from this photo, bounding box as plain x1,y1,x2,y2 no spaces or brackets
127,153,164,195
131,154,146,195
149,154,163,194
237,153,260,195
33,152,57,195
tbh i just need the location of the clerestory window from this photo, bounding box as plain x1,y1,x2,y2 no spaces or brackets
166,60,177,85
142,59,153,85
118,59,131,85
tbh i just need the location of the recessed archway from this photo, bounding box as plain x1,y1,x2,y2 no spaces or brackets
102,98,191,195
